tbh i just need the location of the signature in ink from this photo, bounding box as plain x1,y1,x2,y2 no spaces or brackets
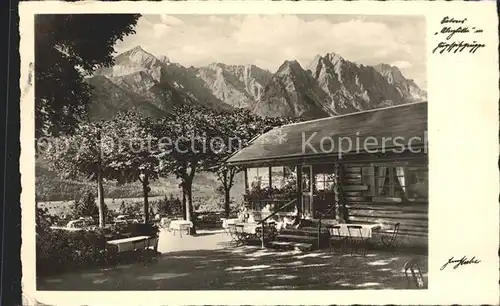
440,256,481,270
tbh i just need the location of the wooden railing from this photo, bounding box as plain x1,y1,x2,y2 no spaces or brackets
256,198,297,248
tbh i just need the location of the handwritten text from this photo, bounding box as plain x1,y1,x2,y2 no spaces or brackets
433,16,485,54
440,256,481,270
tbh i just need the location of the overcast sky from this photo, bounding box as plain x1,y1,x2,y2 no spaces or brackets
115,14,426,89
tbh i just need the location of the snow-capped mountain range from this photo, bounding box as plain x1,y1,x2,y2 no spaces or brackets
88,46,426,120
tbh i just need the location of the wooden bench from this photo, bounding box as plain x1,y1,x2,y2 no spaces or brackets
107,236,159,253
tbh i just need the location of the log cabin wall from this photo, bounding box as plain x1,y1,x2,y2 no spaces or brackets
341,162,428,250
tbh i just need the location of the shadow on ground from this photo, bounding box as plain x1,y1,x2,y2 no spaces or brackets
38,235,428,290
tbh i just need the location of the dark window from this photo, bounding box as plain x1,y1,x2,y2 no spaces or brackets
361,164,428,200
271,166,285,189
315,173,336,191
247,167,270,189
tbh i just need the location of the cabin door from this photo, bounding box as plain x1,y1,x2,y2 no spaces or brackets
301,165,313,218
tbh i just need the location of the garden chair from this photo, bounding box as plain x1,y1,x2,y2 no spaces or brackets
160,217,171,232
220,218,231,236
227,223,241,245
235,224,257,245
326,225,347,254
346,225,369,256
381,222,400,248
404,258,425,288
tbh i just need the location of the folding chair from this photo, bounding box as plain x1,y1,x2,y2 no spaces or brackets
327,225,347,254
227,223,241,245
235,224,254,244
347,225,368,256
404,258,425,288
381,222,400,248
220,218,230,236
160,218,171,233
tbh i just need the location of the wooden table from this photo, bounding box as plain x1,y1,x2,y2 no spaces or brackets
235,222,259,234
107,236,158,253
234,222,259,244
329,223,381,256
169,220,193,237
221,218,239,228
336,223,381,238
234,222,277,246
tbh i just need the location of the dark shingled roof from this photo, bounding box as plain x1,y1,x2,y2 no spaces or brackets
226,102,428,165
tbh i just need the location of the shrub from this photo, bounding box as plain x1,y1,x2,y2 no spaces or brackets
153,194,182,216
36,228,116,276
117,199,143,217
194,212,223,228
193,195,223,212
36,223,159,277
114,223,160,238
36,206,52,234
68,188,116,225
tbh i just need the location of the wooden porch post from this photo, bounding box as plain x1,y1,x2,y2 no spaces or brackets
244,167,249,192
268,167,272,188
296,165,302,214
333,163,340,222
334,163,345,222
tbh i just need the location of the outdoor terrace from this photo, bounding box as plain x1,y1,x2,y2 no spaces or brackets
38,228,428,290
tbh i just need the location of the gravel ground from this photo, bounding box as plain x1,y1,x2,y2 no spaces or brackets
37,229,428,290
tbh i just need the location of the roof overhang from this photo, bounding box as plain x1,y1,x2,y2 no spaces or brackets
226,102,428,167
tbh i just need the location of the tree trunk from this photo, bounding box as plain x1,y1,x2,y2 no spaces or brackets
222,170,230,217
224,188,231,218
296,165,303,215
185,179,196,235
143,173,149,224
97,166,105,228
182,184,187,220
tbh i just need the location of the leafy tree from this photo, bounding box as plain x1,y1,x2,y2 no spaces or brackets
104,110,161,224
149,205,155,220
72,189,98,219
117,201,143,217
154,195,182,216
209,108,302,217
38,121,114,227
155,105,224,234
36,207,52,235
35,14,140,137
119,200,127,215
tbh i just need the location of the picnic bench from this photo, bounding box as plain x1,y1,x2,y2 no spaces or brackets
107,236,159,253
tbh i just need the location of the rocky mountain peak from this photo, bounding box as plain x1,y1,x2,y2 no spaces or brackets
307,53,346,79
306,55,323,76
128,45,145,53
90,45,426,122
194,62,273,109
116,45,159,68
157,55,170,64
97,45,164,83
373,63,426,102
207,62,227,70
374,63,405,84
325,52,344,65
277,60,303,74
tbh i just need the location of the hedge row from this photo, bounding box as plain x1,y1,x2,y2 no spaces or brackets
37,223,159,276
